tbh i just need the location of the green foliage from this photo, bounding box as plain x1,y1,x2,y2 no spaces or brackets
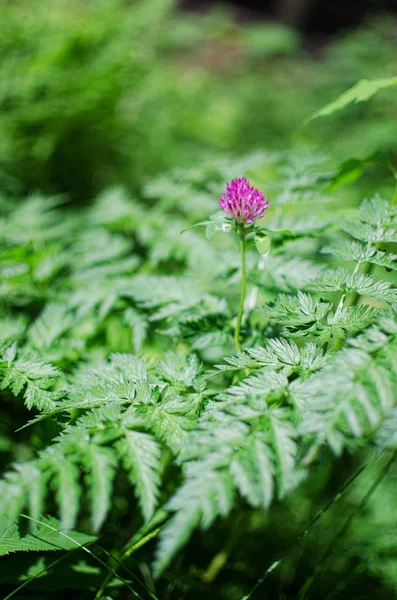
3,1,397,201
2,6,397,599
1,146,397,600
0,516,96,557
0,344,64,411
295,328,397,454
306,76,397,122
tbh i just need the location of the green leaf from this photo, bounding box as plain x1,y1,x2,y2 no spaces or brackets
0,516,96,557
205,221,232,240
265,291,376,341
306,76,397,123
0,346,64,411
109,353,148,382
118,429,162,522
230,436,274,509
254,255,325,292
268,409,302,497
155,352,201,390
324,305,376,341
322,240,397,271
154,468,234,576
326,152,392,190
180,220,212,234
308,268,397,305
28,302,75,349
295,335,397,454
124,308,148,353
52,453,81,531
128,274,204,311
358,194,397,225
222,369,288,403
254,232,271,255
265,292,332,336
181,213,233,239
213,339,326,377
86,447,117,532
143,388,198,453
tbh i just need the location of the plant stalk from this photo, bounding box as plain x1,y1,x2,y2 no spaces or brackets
392,174,397,205
202,516,242,583
94,524,164,600
235,228,247,354
333,252,372,351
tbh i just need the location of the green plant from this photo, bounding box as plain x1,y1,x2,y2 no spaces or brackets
3,0,397,591
0,0,184,199
1,133,397,598
3,1,397,205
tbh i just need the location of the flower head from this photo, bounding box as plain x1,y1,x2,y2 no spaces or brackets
219,177,269,224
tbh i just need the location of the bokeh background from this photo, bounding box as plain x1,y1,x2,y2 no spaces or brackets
1,0,397,203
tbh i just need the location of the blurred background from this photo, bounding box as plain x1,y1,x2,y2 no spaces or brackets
1,0,397,203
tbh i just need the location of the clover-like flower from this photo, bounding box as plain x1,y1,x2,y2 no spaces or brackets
219,177,268,224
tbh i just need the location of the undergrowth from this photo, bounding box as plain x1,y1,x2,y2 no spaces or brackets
1,127,397,598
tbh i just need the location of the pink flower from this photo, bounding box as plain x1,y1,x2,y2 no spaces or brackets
219,177,268,224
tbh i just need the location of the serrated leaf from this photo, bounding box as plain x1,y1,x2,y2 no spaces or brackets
52,454,81,531
254,255,325,292
86,447,117,532
28,302,76,349
118,430,162,522
0,348,63,411
358,194,397,225
128,274,204,311
222,369,288,402
265,291,332,337
154,468,234,576
230,436,274,508
124,308,148,352
268,409,301,498
214,339,325,377
295,342,396,455
308,267,397,304
0,517,96,557
155,353,201,390
144,389,198,452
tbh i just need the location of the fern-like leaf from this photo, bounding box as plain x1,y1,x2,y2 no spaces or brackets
0,345,64,411
308,267,397,304
154,467,234,576
0,516,96,557
86,446,118,532
118,429,162,522
213,339,326,377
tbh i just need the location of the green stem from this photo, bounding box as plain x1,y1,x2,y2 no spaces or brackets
122,526,163,560
393,179,397,205
235,229,246,354
201,541,234,584
333,257,372,351
94,524,165,600
94,551,121,600
389,155,397,204
202,516,242,583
